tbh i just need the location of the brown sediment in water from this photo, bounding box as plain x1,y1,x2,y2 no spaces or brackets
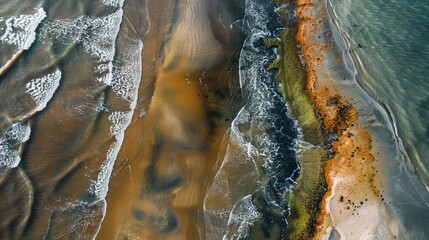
0,1,244,239
96,1,174,238
294,0,390,238
97,0,242,239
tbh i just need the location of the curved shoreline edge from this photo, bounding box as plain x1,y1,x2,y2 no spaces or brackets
324,0,428,189
268,0,329,238
271,0,429,238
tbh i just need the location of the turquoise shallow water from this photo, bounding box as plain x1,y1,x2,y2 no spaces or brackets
330,0,429,186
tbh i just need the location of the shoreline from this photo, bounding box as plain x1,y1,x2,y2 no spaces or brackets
288,0,429,237
324,0,426,185
268,0,429,238
269,1,328,239
294,0,405,236
317,0,429,238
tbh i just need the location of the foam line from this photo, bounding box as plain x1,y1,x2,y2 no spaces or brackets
0,8,46,50
25,70,62,111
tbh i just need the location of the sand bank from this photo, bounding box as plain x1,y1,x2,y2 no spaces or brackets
97,0,243,239
293,0,409,238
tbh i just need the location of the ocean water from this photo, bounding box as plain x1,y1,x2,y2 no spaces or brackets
0,0,301,239
325,0,429,237
0,0,147,238
1,0,428,239
329,0,429,187
204,1,300,239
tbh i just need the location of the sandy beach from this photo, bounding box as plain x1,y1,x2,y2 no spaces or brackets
294,0,408,238
97,0,241,239
1,0,428,238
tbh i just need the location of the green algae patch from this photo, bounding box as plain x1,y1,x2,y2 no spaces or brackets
285,149,328,239
285,192,311,240
265,28,323,146
264,1,330,238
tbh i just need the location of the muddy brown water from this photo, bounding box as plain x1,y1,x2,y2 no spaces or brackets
0,0,245,239
99,0,245,239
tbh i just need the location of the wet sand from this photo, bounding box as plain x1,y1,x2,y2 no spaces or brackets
3,0,427,238
295,0,402,237
97,0,244,239
294,0,429,238
0,0,241,238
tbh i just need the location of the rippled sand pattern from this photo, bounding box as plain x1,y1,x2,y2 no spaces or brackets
3,0,428,239
98,1,245,239
0,0,244,239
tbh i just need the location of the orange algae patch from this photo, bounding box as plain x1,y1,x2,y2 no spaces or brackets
294,0,385,238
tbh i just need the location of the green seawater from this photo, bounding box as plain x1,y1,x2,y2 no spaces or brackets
330,0,429,187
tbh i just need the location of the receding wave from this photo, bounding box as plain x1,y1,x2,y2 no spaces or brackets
0,0,428,239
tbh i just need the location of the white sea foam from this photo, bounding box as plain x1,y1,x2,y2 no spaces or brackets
111,41,143,105
225,195,261,240
0,122,31,168
88,111,133,200
88,31,143,200
80,9,123,62
99,0,125,8
95,63,112,73
25,70,62,111
5,122,31,143
108,111,133,137
41,9,123,62
95,63,113,85
0,8,46,50
205,1,300,238
88,141,120,200
0,144,20,168
95,73,113,85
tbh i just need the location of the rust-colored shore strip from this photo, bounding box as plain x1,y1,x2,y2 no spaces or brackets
294,0,386,238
